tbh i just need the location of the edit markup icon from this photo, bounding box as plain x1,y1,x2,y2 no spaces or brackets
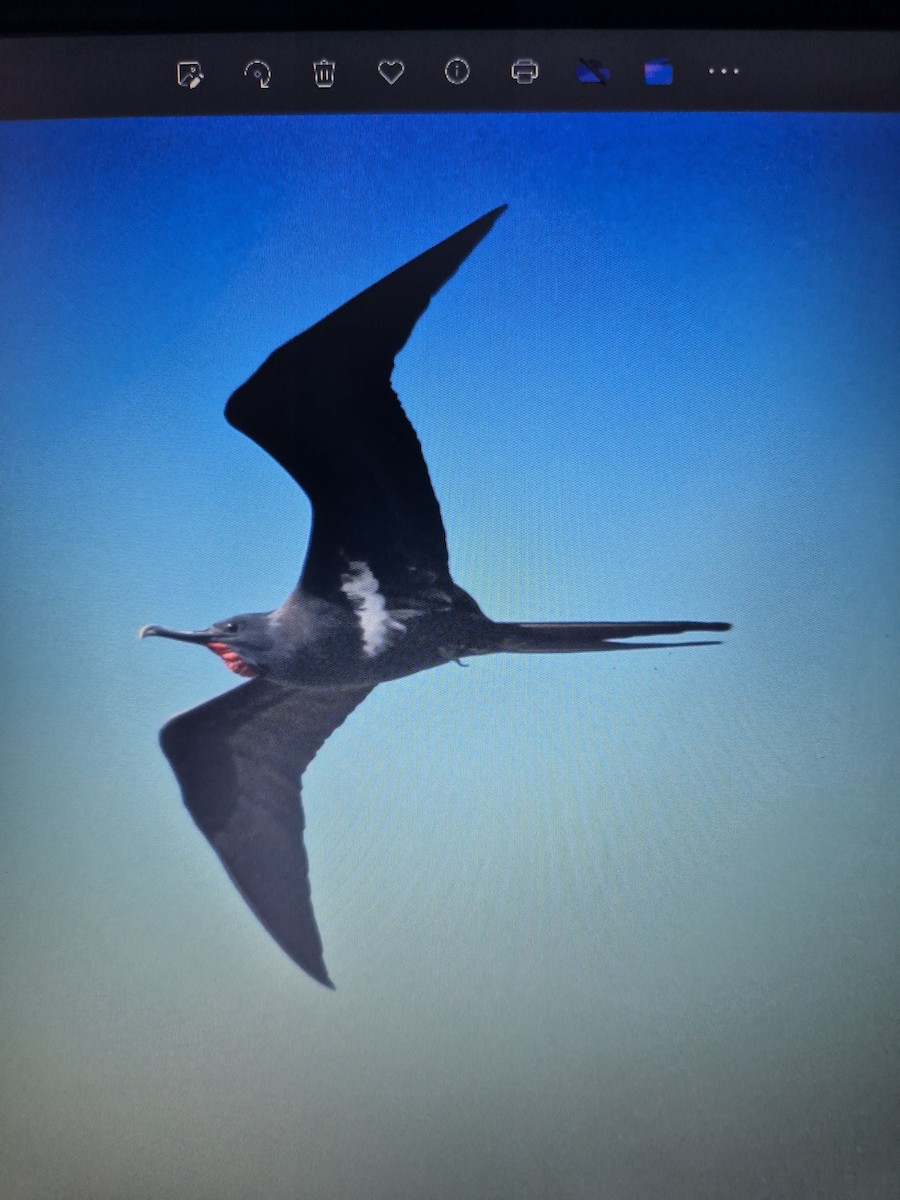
176,60,203,88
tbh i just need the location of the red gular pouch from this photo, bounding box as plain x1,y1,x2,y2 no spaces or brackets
206,641,260,678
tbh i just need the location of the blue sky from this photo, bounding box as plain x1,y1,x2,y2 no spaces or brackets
1,112,898,1199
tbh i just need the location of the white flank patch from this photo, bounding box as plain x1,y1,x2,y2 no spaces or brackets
340,561,406,657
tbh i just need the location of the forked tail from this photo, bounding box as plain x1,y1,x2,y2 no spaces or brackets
493,620,731,653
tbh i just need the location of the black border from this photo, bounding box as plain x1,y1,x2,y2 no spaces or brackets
2,1,897,36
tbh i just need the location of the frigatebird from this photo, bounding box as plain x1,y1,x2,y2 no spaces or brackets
141,206,729,987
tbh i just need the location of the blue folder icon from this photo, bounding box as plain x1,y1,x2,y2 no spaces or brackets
644,58,673,85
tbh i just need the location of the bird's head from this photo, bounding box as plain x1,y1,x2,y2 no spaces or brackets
139,613,275,678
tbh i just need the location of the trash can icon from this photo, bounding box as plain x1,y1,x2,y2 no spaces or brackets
313,59,335,88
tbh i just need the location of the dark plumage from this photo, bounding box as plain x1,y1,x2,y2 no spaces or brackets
141,207,729,986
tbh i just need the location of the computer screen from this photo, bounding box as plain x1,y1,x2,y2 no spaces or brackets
2,22,898,1200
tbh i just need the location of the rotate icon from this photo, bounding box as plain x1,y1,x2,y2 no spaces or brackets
244,60,272,89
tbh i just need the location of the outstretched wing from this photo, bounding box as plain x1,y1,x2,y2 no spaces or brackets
225,205,507,602
159,678,374,986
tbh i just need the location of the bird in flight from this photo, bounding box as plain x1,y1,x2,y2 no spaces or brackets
141,206,729,987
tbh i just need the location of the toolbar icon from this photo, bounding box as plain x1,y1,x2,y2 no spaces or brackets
511,58,539,84
313,60,335,88
378,60,405,84
576,59,610,84
445,58,470,85
644,57,673,85
176,61,204,89
244,60,271,89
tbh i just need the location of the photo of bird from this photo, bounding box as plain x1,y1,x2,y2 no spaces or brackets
140,206,730,987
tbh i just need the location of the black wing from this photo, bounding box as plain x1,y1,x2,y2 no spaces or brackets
160,678,373,987
225,205,507,602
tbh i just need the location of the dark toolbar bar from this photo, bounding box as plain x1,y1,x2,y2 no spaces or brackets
1,30,898,120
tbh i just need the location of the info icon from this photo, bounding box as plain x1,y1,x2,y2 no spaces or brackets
445,57,470,85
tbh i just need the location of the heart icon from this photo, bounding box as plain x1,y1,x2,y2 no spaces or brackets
378,60,405,85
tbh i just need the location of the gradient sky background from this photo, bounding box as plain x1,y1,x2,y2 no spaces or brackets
1,112,898,1199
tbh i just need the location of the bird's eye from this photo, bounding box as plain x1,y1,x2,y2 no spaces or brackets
222,621,239,633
